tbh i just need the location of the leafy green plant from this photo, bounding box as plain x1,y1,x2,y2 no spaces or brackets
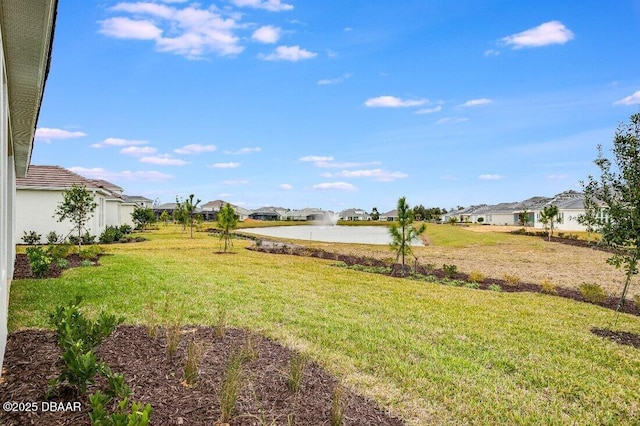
119,224,133,235
55,184,98,253
22,230,42,245
80,245,104,260
81,259,93,267
579,283,607,304
443,264,458,279
184,339,206,386
464,282,480,289
488,284,502,292
468,270,485,283
99,226,123,244
47,231,62,244
57,258,69,269
218,203,238,252
89,391,152,426
287,353,307,393
47,242,71,261
541,279,557,295
219,348,244,424
131,207,156,232
26,246,52,278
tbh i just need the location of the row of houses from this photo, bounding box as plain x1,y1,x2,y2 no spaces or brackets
443,190,588,231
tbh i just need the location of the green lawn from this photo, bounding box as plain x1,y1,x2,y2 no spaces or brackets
9,226,640,425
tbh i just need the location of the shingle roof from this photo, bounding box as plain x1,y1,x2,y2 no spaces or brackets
16,165,105,190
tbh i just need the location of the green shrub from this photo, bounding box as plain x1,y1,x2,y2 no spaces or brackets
47,243,71,261
46,231,62,244
81,259,92,267
464,282,480,289
488,284,502,292
57,258,69,269
579,283,607,304
99,226,123,244
443,264,458,278
26,246,52,278
80,245,104,260
119,224,133,235
22,230,41,245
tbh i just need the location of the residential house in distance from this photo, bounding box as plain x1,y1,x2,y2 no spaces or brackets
15,166,123,242
339,208,369,221
284,208,336,223
0,0,58,371
379,209,399,221
249,206,288,221
121,195,154,227
201,200,252,221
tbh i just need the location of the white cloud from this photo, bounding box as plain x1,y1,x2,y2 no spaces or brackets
279,183,292,190
99,17,162,40
230,0,293,12
100,3,243,59
478,174,504,180
251,25,281,43
436,117,468,125
415,105,442,114
299,155,334,163
92,137,148,148
317,72,353,85
208,162,241,168
140,155,189,166
501,21,574,49
547,174,568,180
69,166,173,182
614,90,640,106
260,45,317,61
312,182,357,191
120,146,158,156
174,144,217,154
461,98,492,107
364,96,427,108
321,168,408,182
484,49,500,57
224,147,262,154
35,128,87,143
222,179,249,185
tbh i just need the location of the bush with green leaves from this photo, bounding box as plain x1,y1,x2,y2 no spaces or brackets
579,283,607,304
22,230,42,245
47,231,62,244
80,245,104,261
443,264,458,278
47,243,71,262
89,368,152,426
99,226,123,244
26,246,52,278
48,298,124,396
119,224,133,235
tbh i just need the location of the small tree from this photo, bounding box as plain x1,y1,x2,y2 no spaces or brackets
389,196,426,275
218,203,238,252
539,205,559,241
518,210,532,227
159,210,170,226
131,207,156,231
55,185,98,252
581,112,640,315
370,207,380,221
176,194,201,238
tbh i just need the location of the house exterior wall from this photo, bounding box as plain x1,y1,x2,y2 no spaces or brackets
0,53,12,370
487,213,516,226
16,189,108,243
105,199,121,227
120,204,135,227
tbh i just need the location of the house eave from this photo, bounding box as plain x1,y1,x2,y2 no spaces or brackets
1,0,58,177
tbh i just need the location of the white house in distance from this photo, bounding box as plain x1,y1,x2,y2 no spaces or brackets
15,166,125,243
0,0,58,372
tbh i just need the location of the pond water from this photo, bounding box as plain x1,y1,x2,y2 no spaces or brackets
240,225,424,246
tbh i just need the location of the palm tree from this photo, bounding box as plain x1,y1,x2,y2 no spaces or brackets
389,196,426,275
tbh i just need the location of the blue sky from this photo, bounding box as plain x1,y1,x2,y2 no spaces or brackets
33,0,640,212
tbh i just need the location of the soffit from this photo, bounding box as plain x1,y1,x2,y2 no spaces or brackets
1,0,57,177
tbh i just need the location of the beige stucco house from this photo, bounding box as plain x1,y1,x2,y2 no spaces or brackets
0,0,58,371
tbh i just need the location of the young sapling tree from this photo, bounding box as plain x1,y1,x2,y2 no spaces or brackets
55,184,98,253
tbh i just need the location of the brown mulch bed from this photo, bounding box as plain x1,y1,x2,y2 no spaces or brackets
13,254,98,280
247,242,640,316
591,328,640,349
0,326,404,425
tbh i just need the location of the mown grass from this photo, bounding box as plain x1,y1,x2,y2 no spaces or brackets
8,225,640,425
